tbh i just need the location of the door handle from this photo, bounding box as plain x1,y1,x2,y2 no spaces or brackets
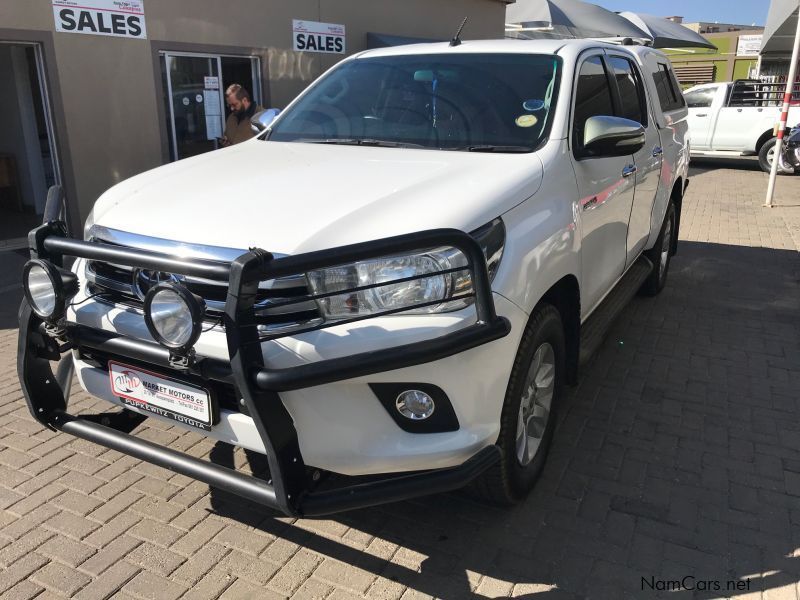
622,164,637,178
652,146,663,157
696,113,708,117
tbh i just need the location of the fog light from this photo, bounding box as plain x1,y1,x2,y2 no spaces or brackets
395,390,435,420
22,259,79,320
144,283,205,352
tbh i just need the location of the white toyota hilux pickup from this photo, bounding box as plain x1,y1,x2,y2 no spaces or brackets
18,39,688,516
685,79,800,173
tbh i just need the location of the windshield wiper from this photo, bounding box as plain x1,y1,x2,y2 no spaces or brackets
295,138,362,145
461,145,533,153
359,139,426,149
295,138,425,148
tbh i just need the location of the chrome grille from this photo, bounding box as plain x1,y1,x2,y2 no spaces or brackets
84,227,322,334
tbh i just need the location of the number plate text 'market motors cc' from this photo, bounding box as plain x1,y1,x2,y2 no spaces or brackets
18,39,689,516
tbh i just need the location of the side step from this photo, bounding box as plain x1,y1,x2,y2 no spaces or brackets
578,255,653,366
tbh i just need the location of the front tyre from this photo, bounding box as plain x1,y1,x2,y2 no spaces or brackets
758,138,795,174
471,304,565,505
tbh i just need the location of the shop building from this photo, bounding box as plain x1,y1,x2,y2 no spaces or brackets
663,28,764,87
0,0,511,247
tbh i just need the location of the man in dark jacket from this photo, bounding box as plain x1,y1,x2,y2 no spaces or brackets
221,84,263,146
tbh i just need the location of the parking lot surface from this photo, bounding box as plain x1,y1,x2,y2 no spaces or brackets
1,159,799,599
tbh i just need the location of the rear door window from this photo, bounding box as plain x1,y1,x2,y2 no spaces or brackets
652,63,685,112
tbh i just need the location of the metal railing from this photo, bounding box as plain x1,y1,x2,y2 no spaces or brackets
728,80,800,108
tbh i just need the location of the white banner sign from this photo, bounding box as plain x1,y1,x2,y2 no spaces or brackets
292,19,345,54
53,0,147,39
736,34,762,56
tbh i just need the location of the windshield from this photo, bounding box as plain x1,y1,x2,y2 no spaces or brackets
268,53,562,152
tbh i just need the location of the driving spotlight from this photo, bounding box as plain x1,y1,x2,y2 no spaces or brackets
22,259,79,320
143,283,206,352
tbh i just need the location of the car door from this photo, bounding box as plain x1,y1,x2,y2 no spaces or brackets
605,53,663,266
571,53,636,317
684,85,721,149
712,81,773,151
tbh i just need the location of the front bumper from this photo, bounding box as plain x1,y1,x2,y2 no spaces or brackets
18,222,511,516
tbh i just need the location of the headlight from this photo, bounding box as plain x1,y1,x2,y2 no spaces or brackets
307,218,505,320
83,207,95,240
144,283,206,351
22,259,79,320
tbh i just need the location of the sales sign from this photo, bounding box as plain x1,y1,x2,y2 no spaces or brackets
736,34,762,57
53,0,147,39
292,19,345,54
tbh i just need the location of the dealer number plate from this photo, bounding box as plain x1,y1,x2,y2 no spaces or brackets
109,361,213,430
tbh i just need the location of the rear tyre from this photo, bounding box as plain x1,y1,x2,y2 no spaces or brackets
470,304,565,505
758,138,795,175
640,201,676,297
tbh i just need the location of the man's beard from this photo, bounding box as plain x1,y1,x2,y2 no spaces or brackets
234,104,250,123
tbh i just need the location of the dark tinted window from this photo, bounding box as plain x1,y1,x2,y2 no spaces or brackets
684,88,716,108
653,63,685,112
573,56,614,152
667,67,686,108
608,56,645,125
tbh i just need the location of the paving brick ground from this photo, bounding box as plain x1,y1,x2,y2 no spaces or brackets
1,158,799,599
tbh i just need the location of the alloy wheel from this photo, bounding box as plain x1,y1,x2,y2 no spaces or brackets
515,342,555,466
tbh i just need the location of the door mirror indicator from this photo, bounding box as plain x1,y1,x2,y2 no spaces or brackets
251,108,281,133
581,115,646,158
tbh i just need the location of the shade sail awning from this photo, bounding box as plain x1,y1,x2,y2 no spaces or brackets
506,0,649,39
619,12,717,49
761,0,800,54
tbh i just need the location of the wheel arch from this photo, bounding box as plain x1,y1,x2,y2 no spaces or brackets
670,176,683,256
536,274,580,386
756,129,775,153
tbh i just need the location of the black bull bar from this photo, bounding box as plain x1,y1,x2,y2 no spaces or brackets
18,221,510,516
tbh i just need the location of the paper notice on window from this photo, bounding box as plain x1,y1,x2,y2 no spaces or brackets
203,90,221,115
205,116,222,140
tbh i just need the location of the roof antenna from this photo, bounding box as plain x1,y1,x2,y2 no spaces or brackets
450,17,468,46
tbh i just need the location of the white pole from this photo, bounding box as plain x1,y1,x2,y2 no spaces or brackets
765,3,800,208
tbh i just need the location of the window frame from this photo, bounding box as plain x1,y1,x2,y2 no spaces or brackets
570,49,650,161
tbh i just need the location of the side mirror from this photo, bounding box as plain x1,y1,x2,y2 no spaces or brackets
251,108,281,133
582,115,646,157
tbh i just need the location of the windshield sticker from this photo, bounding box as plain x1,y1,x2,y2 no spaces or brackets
515,114,539,128
523,99,546,111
